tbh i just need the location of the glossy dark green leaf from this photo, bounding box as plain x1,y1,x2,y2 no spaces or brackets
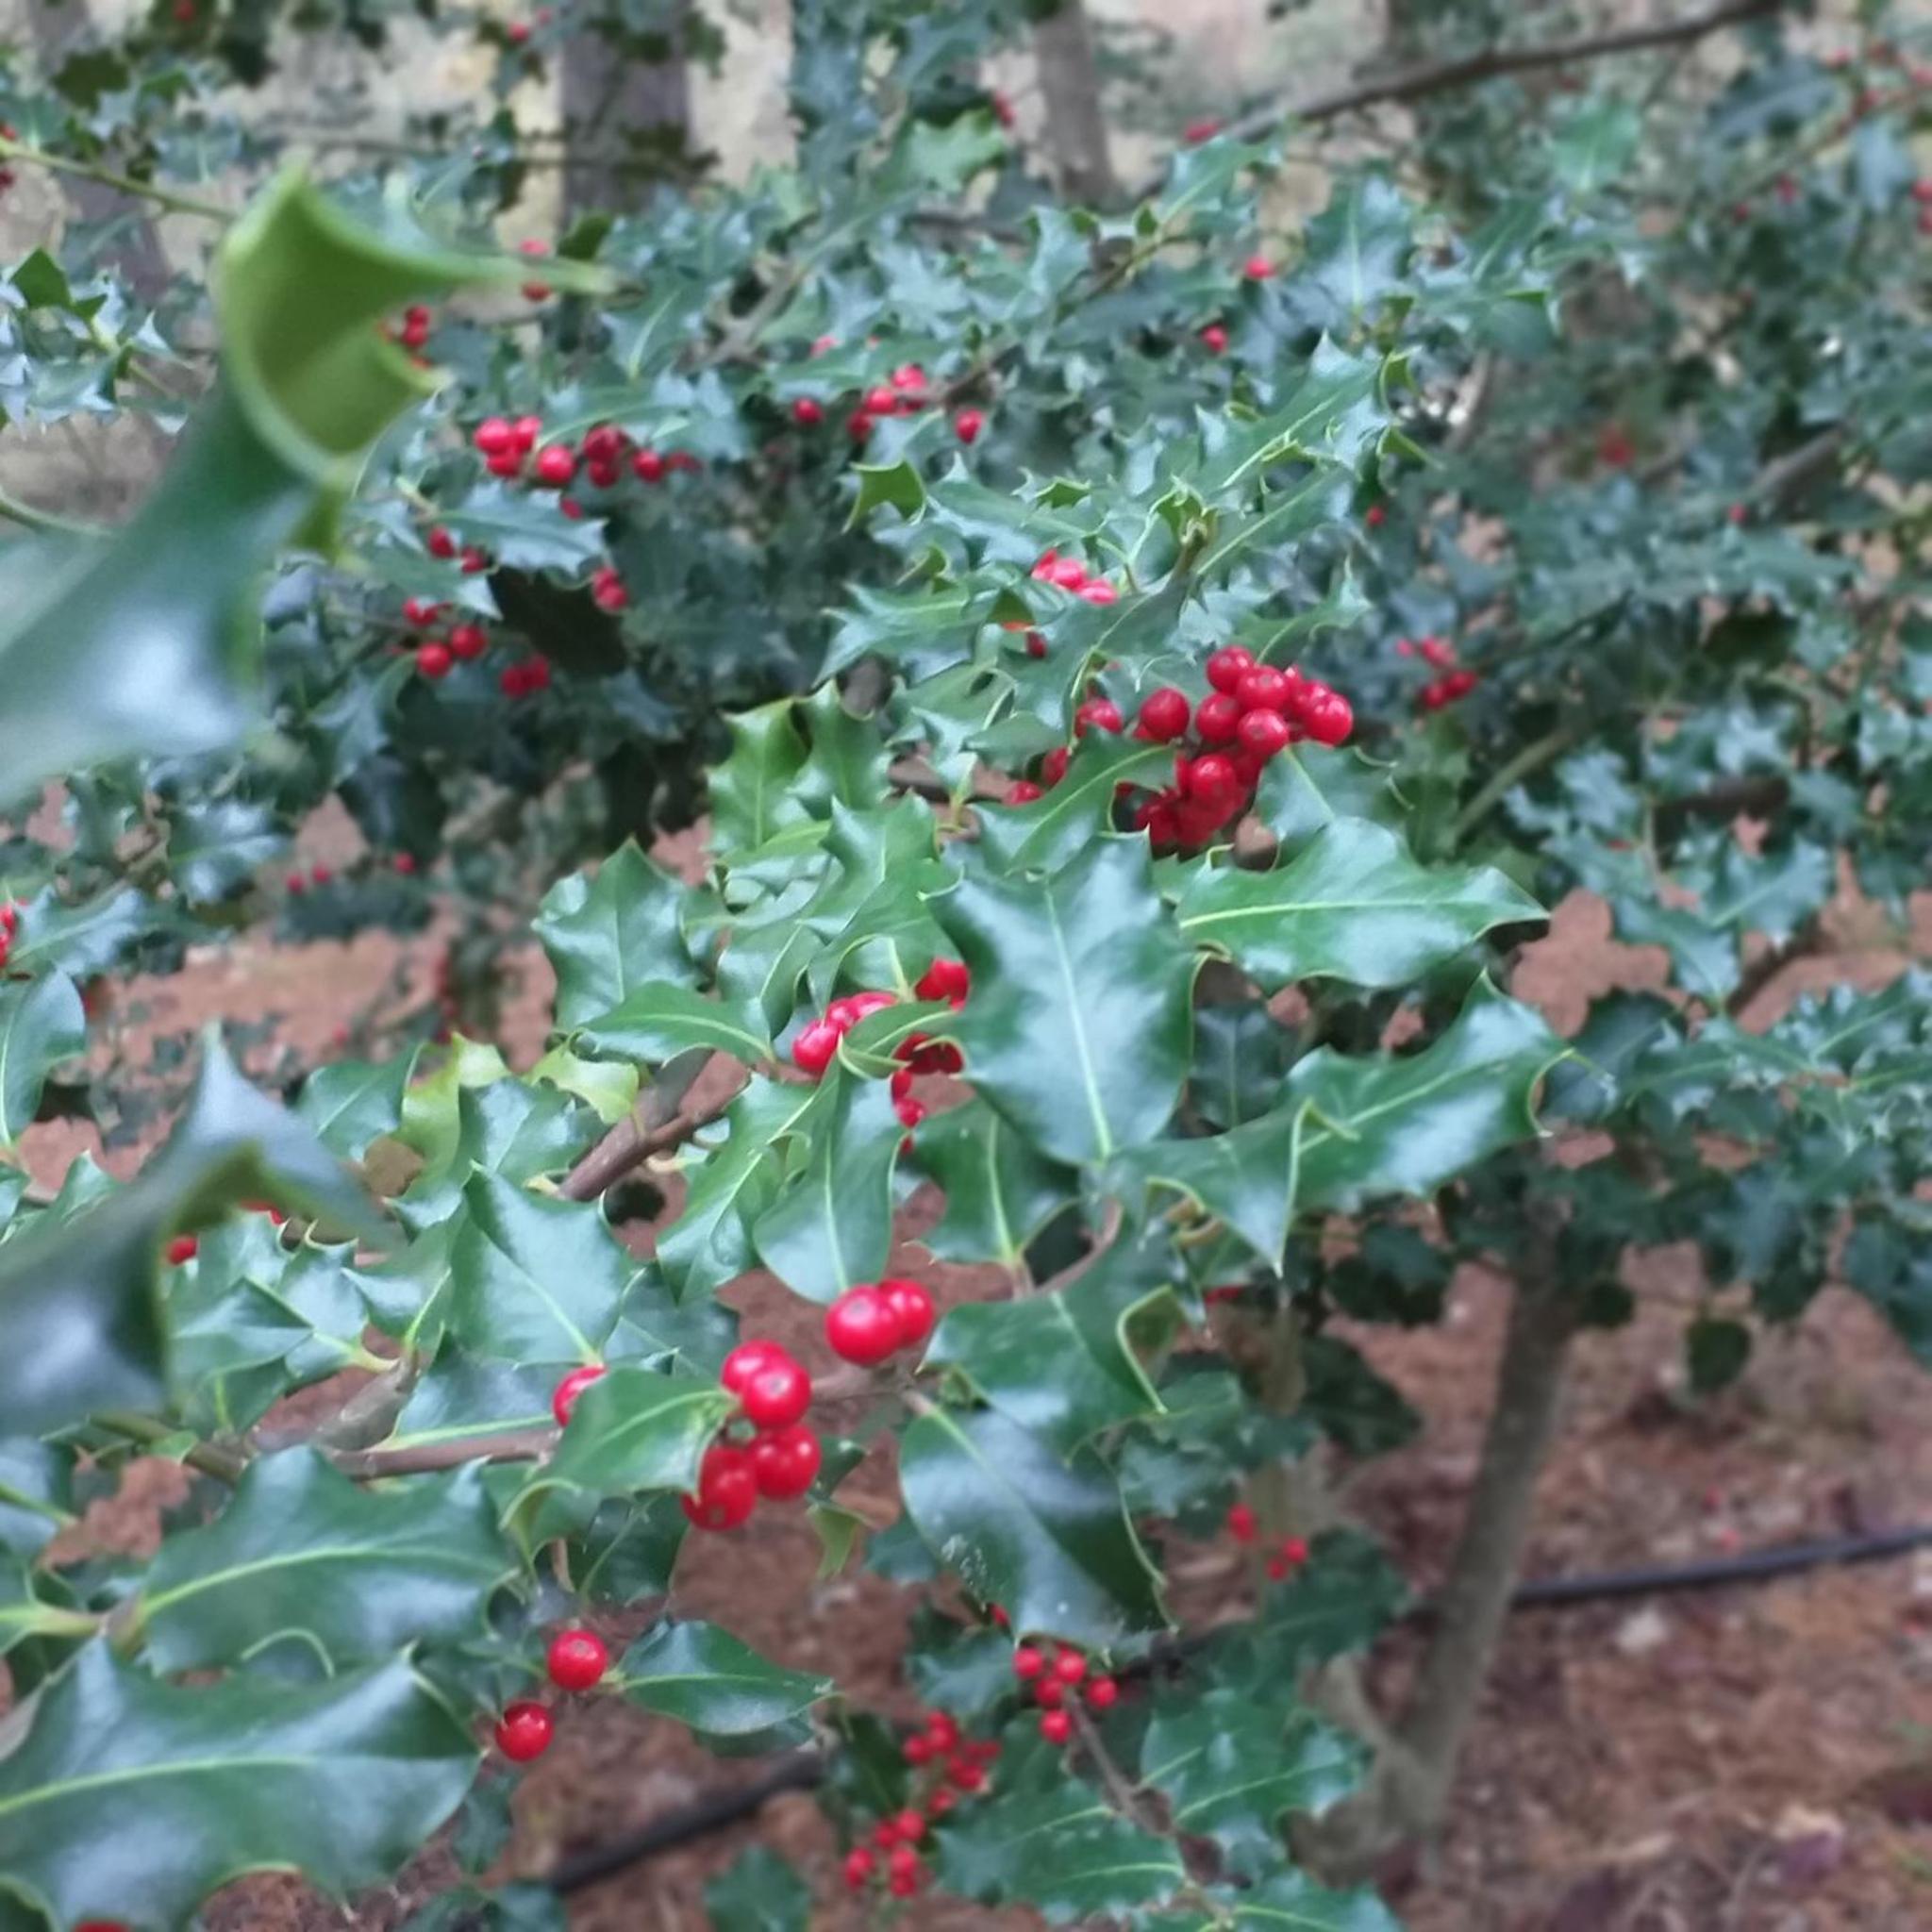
974,737,1174,876
574,982,772,1069
1177,820,1542,992
535,841,696,1031
526,1366,732,1505
0,1645,475,1932
1300,1336,1419,1455
1146,1872,1401,1932
613,1618,831,1737
914,1099,1080,1268
0,973,84,1144
295,1052,413,1162
704,1846,811,1932
937,838,1198,1166
139,1449,512,1670
708,701,813,857
1253,746,1406,857
572,1494,687,1605
1189,1004,1291,1131
898,1406,1166,1648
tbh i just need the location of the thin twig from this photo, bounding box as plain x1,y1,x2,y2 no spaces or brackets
557,1051,739,1203
0,139,233,224
92,1410,247,1483
330,1424,555,1479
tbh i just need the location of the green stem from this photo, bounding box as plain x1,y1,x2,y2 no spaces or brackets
0,140,233,224
92,1410,247,1483
1448,721,1578,849
0,486,107,540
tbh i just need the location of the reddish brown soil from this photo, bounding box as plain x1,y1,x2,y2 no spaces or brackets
26,871,1932,1932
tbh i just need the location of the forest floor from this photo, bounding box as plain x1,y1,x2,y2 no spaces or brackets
28,858,1932,1932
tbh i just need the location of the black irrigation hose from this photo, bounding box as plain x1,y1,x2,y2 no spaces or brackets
544,1524,1932,1893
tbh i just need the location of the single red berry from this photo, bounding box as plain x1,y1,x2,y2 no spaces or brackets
1279,1534,1309,1567
416,641,453,680
1185,116,1222,143
740,1357,811,1430
1024,629,1048,658
507,18,530,42
1266,1553,1291,1581
394,853,418,874
1200,323,1230,355
1074,696,1124,737
402,596,442,626
461,544,490,574
1235,665,1292,713
1085,1674,1120,1710
1194,691,1242,743
893,1807,926,1842
1031,548,1060,579
494,1701,553,1762
826,989,896,1030
1187,753,1240,807
872,1817,900,1849
448,622,488,660
903,1733,933,1765
1078,579,1118,606
552,1362,607,1427
750,1424,822,1499
880,1278,935,1352
843,1847,875,1890
863,385,899,416
791,1019,841,1079
1050,556,1088,591
1242,253,1274,280
1237,708,1291,759
1226,1501,1257,1543
926,1711,960,1750
533,446,575,488
166,1234,197,1266
825,1285,903,1365
633,448,666,482
1033,1677,1064,1707
954,408,984,444
1012,1644,1045,1680
1205,645,1254,693
1137,687,1191,741
546,1628,609,1691
928,1787,957,1816
474,416,513,456
1040,1708,1073,1745
915,957,971,1007
1365,504,1386,528
721,1340,786,1393
682,1442,758,1531
1008,778,1043,803
1053,1648,1088,1686
485,449,523,479
791,396,824,426
1040,745,1071,789
845,408,874,443
888,1857,923,1898
1304,691,1353,746
947,1757,984,1790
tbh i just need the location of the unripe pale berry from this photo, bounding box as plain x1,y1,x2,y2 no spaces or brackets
546,1629,609,1691
494,1701,553,1761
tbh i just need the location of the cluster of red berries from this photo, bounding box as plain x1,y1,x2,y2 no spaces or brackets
1225,1504,1311,1579
1395,634,1479,710
391,305,433,354
400,595,555,697
491,1624,612,1764
425,523,492,575
846,1710,1000,1897
471,414,703,491
791,957,970,1114
824,1278,935,1367
1027,545,1120,607
165,1234,197,1266
1011,1640,1119,1745
792,352,985,449
0,898,24,974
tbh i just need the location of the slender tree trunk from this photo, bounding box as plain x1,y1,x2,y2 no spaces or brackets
1032,0,1118,206
1305,1247,1580,1877
561,0,691,219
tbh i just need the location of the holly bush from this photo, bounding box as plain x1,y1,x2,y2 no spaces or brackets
0,2,1928,1928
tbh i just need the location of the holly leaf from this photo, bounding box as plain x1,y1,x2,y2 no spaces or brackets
708,701,812,857
573,983,772,1069
0,1645,475,1932
898,1406,1167,1648
704,1847,811,1932
295,1052,413,1162
913,1099,1080,1269
1253,745,1406,857
974,737,1174,876
138,1450,512,1670
523,1367,732,1509
936,838,1199,1166
1146,1872,1401,1932
613,1618,831,1738
535,842,696,1031
1141,1690,1363,1878
0,973,84,1144
1177,820,1542,992
924,1230,1175,1454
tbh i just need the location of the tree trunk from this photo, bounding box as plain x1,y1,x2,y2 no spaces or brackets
24,0,173,301
560,0,691,219
1032,0,1118,207
1304,1250,1580,1878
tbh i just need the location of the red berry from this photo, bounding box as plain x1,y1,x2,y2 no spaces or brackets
1040,1708,1073,1745
825,1286,902,1365
1226,1501,1257,1543
533,446,575,488
926,1711,960,1750
1187,753,1240,807
928,1787,957,1815
1279,1534,1309,1567
947,1757,984,1790
1074,696,1124,736
551,1362,607,1426
740,1357,811,1430
461,545,490,574
402,596,442,626
1024,629,1048,658
1205,645,1254,693
393,852,419,874
1237,708,1291,759
485,449,523,479
1242,253,1274,280
1053,1648,1088,1685
1050,557,1088,591
893,1807,926,1842
954,408,984,443
915,957,971,1006
1078,579,1118,606
633,448,666,482
889,1858,923,1897
416,641,453,680
1185,116,1222,143
1085,1674,1120,1710
750,1424,822,1499
1034,1677,1064,1707
545,1629,609,1691
1195,691,1242,742
682,1442,758,1531
1364,504,1386,528
903,1734,932,1765
721,1341,785,1393
1008,778,1043,803
474,416,513,456
881,1277,936,1352
791,396,824,426
166,1234,197,1266
826,989,896,1031
1040,745,1071,789
1200,323,1229,355
1304,691,1353,746
1235,665,1291,712
1012,1644,1045,1680
1137,687,1191,741
447,623,488,660
843,1847,875,1890
791,1019,841,1079
494,1701,553,1762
